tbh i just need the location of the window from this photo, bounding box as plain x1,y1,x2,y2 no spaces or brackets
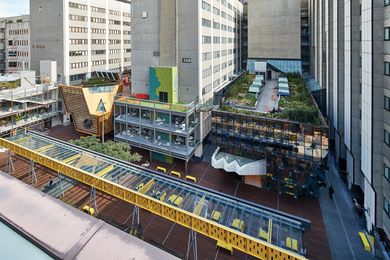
384,198,390,218
385,164,390,182
159,92,168,103
202,1,211,11
8,51,17,57
202,68,211,78
385,129,390,145
385,27,390,41
386,0,390,6
202,18,211,27
385,62,390,76
202,36,211,44
385,96,390,111
202,52,212,61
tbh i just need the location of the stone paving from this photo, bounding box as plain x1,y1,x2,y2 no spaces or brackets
255,80,279,112
320,154,375,260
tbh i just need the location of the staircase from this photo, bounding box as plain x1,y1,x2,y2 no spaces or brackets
211,147,267,176
61,87,98,135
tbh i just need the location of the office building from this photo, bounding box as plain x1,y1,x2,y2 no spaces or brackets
119,0,244,161
0,68,59,136
247,0,307,75
310,0,390,240
30,0,131,85
0,15,30,74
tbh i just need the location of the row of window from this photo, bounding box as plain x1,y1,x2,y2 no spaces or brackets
109,19,121,25
70,27,130,35
92,60,106,66
8,50,28,57
69,50,87,56
202,35,237,44
69,2,129,17
202,1,241,22
8,40,28,46
69,2,87,10
8,61,28,68
70,39,88,45
109,58,120,64
8,29,28,35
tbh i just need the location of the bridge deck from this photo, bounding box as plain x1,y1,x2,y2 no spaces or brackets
1,132,311,259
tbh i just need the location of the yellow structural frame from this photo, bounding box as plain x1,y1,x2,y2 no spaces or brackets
0,137,307,260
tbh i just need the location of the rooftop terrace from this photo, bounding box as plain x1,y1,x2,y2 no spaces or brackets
220,74,324,125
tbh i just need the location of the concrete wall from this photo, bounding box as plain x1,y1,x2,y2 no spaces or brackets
131,0,161,94
248,0,301,59
30,0,64,81
177,0,198,104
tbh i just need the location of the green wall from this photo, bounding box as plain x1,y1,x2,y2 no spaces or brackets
149,66,178,104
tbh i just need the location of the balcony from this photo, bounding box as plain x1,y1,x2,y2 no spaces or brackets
114,96,201,160
0,33,4,39
0,43,4,50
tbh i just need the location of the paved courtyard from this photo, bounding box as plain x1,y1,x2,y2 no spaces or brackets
256,80,279,113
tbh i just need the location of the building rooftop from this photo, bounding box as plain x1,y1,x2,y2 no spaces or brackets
0,171,179,260
220,73,326,126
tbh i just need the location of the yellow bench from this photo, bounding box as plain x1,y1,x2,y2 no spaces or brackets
170,170,181,178
231,218,245,232
216,240,233,255
82,205,95,216
156,166,167,173
258,228,268,241
211,210,221,222
286,237,298,251
168,194,183,207
185,175,197,183
135,183,144,191
358,232,371,251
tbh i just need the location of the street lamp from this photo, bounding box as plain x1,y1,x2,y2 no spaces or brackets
97,99,106,144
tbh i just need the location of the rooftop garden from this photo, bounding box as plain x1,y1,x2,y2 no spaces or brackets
82,77,117,87
224,73,257,108
220,73,323,125
0,79,20,90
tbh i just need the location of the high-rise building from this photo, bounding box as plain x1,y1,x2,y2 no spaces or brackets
247,0,305,75
310,0,389,238
30,0,131,85
130,0,244,149
0,15,30,74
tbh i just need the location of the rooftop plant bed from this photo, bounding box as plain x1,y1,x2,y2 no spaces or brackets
82,77,116,87
0,79,20,90
220,73,323,125
224,73,257,107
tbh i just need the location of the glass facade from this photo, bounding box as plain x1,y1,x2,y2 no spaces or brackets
114,96,201,160
212,110,329,197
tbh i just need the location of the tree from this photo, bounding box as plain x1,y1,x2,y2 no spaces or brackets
69,136,142,162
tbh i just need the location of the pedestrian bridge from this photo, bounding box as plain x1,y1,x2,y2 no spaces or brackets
0,131,310,260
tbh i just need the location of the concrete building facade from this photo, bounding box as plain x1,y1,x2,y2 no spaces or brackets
247,0,306,75
0,15,30,74
311,0,390,239
131,0,244,144
30,0,131,85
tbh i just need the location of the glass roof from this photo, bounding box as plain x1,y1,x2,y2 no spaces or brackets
7,132,310,255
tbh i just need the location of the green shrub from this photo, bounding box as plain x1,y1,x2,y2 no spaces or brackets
69,136,142,162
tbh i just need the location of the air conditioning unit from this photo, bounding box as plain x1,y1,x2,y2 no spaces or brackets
142,11,148,18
